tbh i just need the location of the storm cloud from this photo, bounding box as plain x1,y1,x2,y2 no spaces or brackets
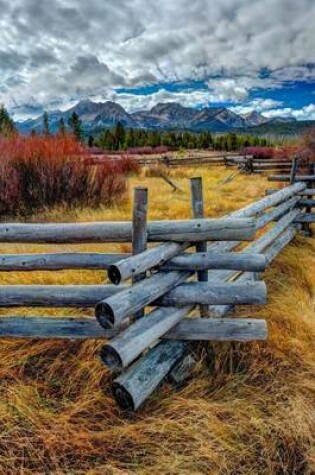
0,0,314,119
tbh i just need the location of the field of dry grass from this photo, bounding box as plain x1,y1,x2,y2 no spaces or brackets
0,166,314,474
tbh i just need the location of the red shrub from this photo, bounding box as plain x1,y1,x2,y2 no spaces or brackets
273,145,300,161
0,135,129,216
298,128,315,165
242,147,274,159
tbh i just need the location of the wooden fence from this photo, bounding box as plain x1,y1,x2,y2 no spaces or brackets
0,164,313,411
135,153,293,175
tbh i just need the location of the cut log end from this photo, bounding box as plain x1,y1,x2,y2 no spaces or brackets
100,344,122,369
95,302,115,328
108,265,122,285
112,382,135,411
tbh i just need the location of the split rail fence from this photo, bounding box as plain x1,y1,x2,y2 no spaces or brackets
135,153,293,175
0,158,313,410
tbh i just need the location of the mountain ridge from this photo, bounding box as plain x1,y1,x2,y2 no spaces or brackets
15,99,298,134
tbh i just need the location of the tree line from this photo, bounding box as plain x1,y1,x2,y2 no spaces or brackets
0,105,273,151
94,121,273,151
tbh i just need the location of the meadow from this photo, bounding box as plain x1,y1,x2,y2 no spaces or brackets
0,160,313,474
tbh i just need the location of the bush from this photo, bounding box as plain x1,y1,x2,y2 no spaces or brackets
242,146,274,159
0,135,130,216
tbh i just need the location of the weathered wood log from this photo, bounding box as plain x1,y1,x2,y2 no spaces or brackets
156,281,267,306
210,222,299,318
0,218,256,243
0,285,126,307
228,182,306,219
108,241,190,284
290,157,299,184
132,187,148,319
268,175,315,182
100,306,194,369
255,196,300,228
190,176,208,316
238,209,300,254
207,210,300,317
0,316,115,339
0,253,129,271
294,213,315,223
264,225,297,265
0,315,267,342
301,163,315,236
297,199,315,208
132,187,148,272
164,318,268,341
95,271,191,328
112,341,187,411
265,188,315,196
0,280,265,309
167,354,197,386
162,252,266,272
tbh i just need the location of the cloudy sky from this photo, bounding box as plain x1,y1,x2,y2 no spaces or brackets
1,0,315,120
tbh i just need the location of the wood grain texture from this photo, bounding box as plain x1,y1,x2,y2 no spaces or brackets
0,218,256,243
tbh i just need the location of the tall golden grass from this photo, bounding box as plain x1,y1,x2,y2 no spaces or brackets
0,167,313,474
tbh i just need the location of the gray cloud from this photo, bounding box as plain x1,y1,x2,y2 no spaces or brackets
0,0,314,118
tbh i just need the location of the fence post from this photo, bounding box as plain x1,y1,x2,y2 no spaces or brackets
302,162,314,237
289,157,298,185
132,187,148,319
190,176,208,316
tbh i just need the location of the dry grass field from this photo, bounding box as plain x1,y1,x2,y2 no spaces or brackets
0,166,314,474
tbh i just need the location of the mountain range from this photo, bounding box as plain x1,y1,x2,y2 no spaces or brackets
16,99,297,134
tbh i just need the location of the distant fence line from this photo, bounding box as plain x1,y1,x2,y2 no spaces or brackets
91,152,295,175
0,157,313,411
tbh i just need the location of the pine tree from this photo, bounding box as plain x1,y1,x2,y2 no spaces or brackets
68,112,83,141
58,117,66,135
113,121,126,150
43,111,50,135
0,105,16,136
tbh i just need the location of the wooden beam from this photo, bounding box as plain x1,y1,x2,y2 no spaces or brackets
268,175,315,182
108,241,190,284
131,187,148,320
0,253,129,271
295,213,315,223
190,176,208,316
0,217,256,243
265,189,315,196
112,341,186,411
162,252,267,272
100,306,194,369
